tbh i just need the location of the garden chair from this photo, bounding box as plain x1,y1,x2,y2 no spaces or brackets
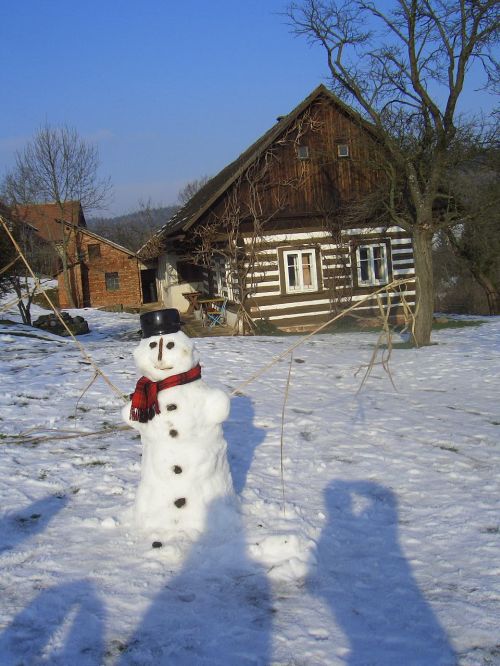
206,299,227,327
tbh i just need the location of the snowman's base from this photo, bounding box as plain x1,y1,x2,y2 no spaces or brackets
132,493,241,543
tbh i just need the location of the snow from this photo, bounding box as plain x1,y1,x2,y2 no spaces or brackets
0,302,499,665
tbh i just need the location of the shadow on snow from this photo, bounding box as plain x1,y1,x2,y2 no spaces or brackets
119,395,271,665
0,580,105,665
0,494,68,554
118,497,272,665
308,479,457,665
224,394,267,495
0,495,105,665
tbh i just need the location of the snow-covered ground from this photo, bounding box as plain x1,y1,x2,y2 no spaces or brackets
0,303,499,665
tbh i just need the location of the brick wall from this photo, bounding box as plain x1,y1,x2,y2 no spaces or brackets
58,232,143,309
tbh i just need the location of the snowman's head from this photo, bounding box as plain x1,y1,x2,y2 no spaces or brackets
133,330,199,382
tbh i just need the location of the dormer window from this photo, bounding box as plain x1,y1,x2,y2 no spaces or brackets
337,143,349,158
297,145,310,160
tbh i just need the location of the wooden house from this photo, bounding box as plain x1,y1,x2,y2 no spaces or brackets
140,85,415,331
16,202,157,310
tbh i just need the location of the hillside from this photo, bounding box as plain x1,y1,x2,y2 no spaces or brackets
87,205,179,252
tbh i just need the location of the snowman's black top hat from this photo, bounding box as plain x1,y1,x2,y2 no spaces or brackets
140,309,183,338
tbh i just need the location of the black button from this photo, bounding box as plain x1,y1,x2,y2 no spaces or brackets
169,429,178,438
174,498,186,508
173,465,182,474
152,541,163,548
167,404,177,411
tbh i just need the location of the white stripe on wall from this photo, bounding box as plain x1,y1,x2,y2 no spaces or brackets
266,298,416,320
255,298,333,311
254,289,417,312
390,238,413,246
393,268,415,276
343,226,406,235
391,247,414,255
243,231,333,243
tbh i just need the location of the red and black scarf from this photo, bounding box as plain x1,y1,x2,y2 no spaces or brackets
130,363,202,423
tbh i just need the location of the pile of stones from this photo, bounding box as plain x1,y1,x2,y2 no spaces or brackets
33,312,90,336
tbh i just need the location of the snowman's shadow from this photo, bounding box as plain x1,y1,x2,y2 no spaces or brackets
119,396,272,664
224,394,267,495
119,497,272,665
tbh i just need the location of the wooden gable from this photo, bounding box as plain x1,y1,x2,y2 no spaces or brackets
140,84,381,260
146,85,414,330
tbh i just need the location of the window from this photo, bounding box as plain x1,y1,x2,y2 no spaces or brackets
283,249,318,293
297,145,310,160
105,272,120,291
355,243,389,286
88,244,101,260
337,143,349,158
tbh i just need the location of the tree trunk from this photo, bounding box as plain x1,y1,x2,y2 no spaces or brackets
60,253,75,308
445,229,500,316
470,272,500,316
10,278,32,325
412,227,434,346
17,299,32,326
60,226,76,308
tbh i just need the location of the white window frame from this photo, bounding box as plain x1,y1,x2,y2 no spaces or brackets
337,143,349,158
283,248,319,293
355,243,389,286
105,271,120,291
297,145,310,160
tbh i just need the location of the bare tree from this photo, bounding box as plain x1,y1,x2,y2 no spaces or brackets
443,143,500,314
178,176,211,206
0,206,41,325
3,124,112,307
187,159,289,332
287,0,499,344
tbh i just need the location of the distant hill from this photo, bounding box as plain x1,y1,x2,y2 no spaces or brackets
87,205,179,252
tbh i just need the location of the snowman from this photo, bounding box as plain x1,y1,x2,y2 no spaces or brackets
123,308,236,538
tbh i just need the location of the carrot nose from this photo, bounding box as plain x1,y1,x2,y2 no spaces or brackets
158,336,163,362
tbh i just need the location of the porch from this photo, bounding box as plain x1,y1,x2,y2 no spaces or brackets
138,302,236,338
181,313,236,338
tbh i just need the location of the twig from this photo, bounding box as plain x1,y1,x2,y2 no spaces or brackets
355,291,397,392
74,371,99,422
1,424,131,447
0,256,21,276
229,277,415,397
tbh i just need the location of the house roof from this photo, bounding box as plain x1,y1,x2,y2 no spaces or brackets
12,201,138,258
139,84,376,260
15,201,86,243
74,224,139,258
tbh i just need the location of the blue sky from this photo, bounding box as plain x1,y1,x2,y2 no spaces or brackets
0,0,496,216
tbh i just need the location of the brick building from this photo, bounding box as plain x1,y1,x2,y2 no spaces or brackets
57,224,153,309
17,201,156,309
